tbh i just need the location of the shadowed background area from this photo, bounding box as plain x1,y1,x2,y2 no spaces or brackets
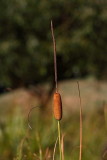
0,0,107,160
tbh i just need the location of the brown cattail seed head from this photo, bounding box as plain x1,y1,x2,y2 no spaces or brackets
53,92,62,120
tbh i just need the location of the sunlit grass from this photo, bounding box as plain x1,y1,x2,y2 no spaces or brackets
0,105,106,160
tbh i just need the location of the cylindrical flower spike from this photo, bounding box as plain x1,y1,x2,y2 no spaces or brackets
53,92,62,120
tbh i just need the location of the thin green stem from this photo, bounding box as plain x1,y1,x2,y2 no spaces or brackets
58,121,62,160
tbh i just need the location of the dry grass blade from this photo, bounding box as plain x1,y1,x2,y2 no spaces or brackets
33,153,40,160
16,130,29,160
77,81,83,160
17,138,25,160
44,148,51,160
102,149,107,160
61,134,65,160
53,137,58,160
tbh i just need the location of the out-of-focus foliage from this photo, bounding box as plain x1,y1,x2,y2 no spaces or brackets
0,0,107,87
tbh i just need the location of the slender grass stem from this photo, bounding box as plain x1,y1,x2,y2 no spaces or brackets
77,81,83,160
58,121,62,160
51,20,58,93
53,137,58,160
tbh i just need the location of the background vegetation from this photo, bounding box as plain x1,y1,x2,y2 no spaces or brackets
0,0,107,88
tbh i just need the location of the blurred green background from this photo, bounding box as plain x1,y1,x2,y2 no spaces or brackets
0,0,107,87
0,0,107,159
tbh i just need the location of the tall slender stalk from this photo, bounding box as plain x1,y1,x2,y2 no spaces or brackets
51,20,62,160
58,121,62,160
77,81,83,160
51,20,58,93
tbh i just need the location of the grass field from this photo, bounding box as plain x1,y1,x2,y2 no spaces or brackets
0,79,107,160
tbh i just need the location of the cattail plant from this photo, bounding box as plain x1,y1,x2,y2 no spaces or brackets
53,92,62,120
51,20,62,160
